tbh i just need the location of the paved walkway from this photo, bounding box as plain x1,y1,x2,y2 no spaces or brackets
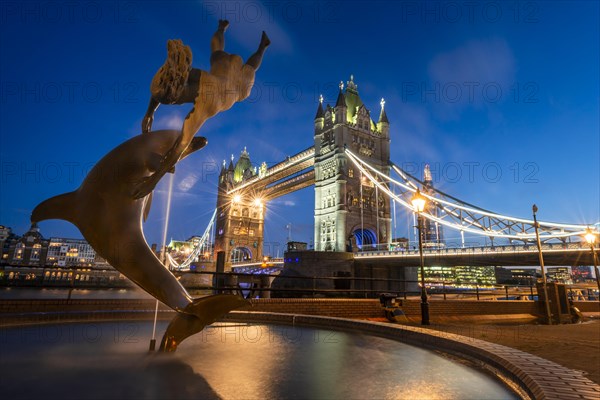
400,317,600,386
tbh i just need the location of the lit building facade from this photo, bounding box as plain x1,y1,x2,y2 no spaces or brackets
214,148,265,269
314,76,391,252
546,267,573,284
420,265,456,285
0,225,18,263
45,237,96,267
1,224,125,287
7,224,48,266
494,266,514,284
571,265,594,282
509,268,539,285
455,265,496,286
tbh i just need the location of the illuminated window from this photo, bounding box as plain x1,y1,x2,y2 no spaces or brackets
14,243,25,260
348,168,354,178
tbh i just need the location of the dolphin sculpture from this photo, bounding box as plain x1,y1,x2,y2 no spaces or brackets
31,130,249,351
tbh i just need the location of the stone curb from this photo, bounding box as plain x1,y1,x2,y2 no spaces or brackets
1,307,599,399
224,311,600,400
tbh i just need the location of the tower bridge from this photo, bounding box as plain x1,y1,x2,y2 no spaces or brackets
166,75,598,277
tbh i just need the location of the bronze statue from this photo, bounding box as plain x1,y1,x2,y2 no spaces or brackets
31,21,269,351
32,130,248,351
133,19,270,199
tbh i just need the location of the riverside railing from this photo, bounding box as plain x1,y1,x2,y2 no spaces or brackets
183,271,599,301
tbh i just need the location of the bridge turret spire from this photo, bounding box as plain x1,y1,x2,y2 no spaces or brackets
315,95,325,119
424,164,432,184
377,97,390,136
378,98,389,124
335,82,347,124
336,82,346,108
314,95,325,133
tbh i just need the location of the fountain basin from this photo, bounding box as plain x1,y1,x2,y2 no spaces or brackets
0,319,518,399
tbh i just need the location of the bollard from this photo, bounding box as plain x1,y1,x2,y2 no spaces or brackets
530,283,534,298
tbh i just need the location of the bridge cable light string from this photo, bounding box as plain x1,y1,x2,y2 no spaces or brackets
347,151,523,239
390,161,590,230
346,149,542,240
345,149,593,235
351,150,590,231
390,163,596,232
345,149,591,241
167,209,217,271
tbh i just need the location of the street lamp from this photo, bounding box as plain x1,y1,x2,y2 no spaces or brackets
532,204,552,325
584,228,600,296
411,189,429,325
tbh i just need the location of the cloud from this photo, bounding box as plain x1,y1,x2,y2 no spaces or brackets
178,173,199,192
427,38,516,120
271,198,295,207
154,112,185,130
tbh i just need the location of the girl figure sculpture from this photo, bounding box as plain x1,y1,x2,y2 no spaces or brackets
134,20,270,198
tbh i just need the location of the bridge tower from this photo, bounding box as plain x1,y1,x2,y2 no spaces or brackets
421,164,444,248
313,76,391,252
214,148,264,270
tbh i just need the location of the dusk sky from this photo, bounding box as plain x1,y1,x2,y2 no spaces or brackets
1,1,598,253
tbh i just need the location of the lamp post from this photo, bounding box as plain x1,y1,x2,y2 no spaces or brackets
412,189,429,325
584,228,600,295
532,204,552,325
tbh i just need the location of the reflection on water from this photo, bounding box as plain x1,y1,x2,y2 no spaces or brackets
0,286,153,300
0,321,517,400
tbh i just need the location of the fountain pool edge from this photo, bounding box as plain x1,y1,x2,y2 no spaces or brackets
223,311,600,400
2,307,599,399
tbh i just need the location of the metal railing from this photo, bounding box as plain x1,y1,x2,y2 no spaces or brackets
356,241,596,258
182,271,600,301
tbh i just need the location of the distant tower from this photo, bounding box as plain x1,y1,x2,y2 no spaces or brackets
214,148,265,270
314,75,391,252
421,164,444,247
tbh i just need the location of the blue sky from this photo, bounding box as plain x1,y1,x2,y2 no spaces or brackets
1,1,598,252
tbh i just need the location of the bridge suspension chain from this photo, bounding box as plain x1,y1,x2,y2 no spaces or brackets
345,149,596,242
167,209,217,271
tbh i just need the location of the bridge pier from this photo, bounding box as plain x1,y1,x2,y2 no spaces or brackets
271,251,418,298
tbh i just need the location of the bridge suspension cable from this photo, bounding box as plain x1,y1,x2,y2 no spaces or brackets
167,209,217,271
345,148,597,242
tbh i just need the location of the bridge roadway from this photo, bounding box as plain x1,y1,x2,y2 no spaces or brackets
228,146,315,199
355,242,597,267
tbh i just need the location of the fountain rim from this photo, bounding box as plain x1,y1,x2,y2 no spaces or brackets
2,309,599,399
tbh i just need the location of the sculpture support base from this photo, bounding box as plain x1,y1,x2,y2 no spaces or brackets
159,294,250,352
